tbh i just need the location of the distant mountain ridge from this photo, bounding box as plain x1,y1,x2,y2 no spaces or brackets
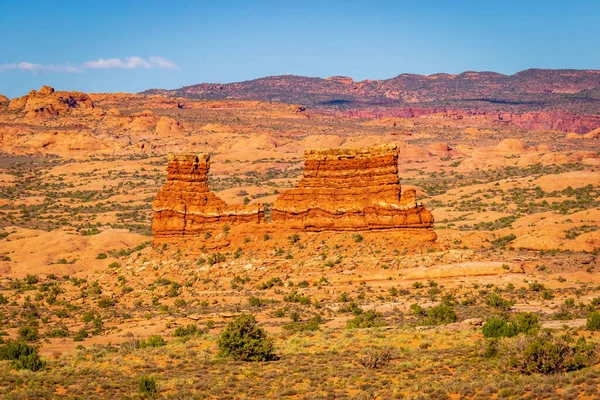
142,69,600,114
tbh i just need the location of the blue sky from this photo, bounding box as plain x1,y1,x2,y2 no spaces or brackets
0,0,598,98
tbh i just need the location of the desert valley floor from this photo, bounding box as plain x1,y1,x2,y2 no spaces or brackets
0,87,599,399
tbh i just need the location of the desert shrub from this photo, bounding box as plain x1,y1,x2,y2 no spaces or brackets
257,276,282,290
82,311,95,322
419,304,458,326
552,305,574,321
338,301,363,315
483,318,513,338
217,313,276,361
282,315,324,333
296,280,310,288
288,234,300,244
24,274,39,285
207,252,226,266
486,293,514,311
96,253,107,259
248,296,265,308
0,341,45,371
174,324,199,337
283,291,311,305
173,298,186,307
346,309,386,329
503,331,597,374
47,326,69,338
352,233,363,243
586,311,600,331
0,294,8,305
482,313,539,338
18,326,39,342
483,338,499,358
97,297,116,308
73,329,89,342
492,234,516,248
358,347,397,369
138,375,157,398
141,335,166,348
528,281,546,291
166,282,180,297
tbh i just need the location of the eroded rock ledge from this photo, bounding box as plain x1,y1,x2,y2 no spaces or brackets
272,144,435,231
152,144,435,243
152,153,265,239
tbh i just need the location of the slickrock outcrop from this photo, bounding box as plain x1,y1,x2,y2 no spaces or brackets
8,86,93,119
155,116,185,138
152,153,264,239
271,144,435,232
0,94,8,102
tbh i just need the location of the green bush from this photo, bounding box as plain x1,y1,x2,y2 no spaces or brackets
486,293,513,311
73,329,89,342
346,309,386,329
217,314,276,361
47,326,69,338
97,297,116,308
257,276,282,290
352,233,363,243
586,311,600,331
141,335,166,348
138,375,157,398
504,331,597,374
283,291,311,305
423,304,457,326
18,326,39,342
248,296,264,308
174,324,199,337
283,315,324,333
482,313,539,338
0,341,45,371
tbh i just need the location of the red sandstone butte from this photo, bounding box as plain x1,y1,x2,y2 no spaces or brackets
152,153,264,239
271,144,436,235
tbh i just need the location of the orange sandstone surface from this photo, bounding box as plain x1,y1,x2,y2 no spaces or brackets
152,153,264,239
272,144,435,232
152,144,436,245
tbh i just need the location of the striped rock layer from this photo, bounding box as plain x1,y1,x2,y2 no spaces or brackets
271,144,435,231
152,153,264,239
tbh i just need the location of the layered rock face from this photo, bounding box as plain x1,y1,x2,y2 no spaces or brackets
271,144,435,231
152,154,264,239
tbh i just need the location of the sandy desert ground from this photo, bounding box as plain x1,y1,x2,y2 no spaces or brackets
0,88,599,399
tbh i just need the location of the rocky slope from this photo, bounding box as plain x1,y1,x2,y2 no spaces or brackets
0,86,188,155
142,69,600,133
142,69,600,115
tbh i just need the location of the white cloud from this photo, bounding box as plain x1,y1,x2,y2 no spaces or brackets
18,62,81,73
0,56,178,74
148,56,178,70
0,62,80,74
0,63,17,72
83,56,178,70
